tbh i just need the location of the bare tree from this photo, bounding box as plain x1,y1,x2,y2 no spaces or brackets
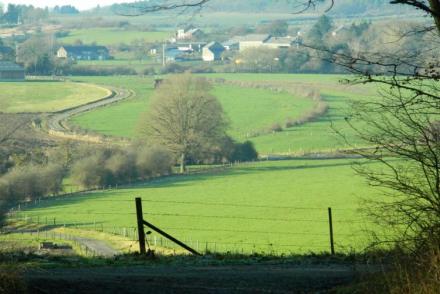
139,74,228,173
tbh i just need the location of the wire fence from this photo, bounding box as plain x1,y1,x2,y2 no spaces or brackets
4,197,379,256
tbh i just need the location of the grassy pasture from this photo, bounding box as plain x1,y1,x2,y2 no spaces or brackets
69,74,377,154
0,81,110,113
58,28,172,45
18,159,382,254
70,76,316,139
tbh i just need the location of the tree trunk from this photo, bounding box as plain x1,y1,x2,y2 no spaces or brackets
179,153,186,174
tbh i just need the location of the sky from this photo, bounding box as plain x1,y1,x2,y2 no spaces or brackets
0,1,134,10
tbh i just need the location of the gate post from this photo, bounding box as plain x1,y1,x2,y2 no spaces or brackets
136,197,146,254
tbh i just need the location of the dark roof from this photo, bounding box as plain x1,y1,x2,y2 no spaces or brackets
205,42,225,51
0,61,24,71
60,45,109,54
0,46,13,54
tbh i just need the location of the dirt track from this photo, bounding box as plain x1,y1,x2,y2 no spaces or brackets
25,263,363,293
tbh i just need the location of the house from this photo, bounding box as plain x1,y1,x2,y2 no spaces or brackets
176,28,204,41
0,61,25,81
0,46,14,60
202,42,225,61
238,34,271,51
57,45,110,61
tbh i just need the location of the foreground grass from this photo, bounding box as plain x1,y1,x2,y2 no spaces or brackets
17,159,382,255
0,81,110,113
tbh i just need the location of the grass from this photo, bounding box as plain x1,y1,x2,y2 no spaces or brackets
69,74,377,154
69,76,316,139
58,28,172,45
17,158,383,255
0,81,110,113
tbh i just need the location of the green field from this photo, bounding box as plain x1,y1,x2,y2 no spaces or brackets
0,81,110,113
69,74,376,154
58,28,172,45
70,76,316,140
18,158,381,254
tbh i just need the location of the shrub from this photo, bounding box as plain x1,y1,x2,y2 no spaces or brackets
136,146,173,178
71,146,174,189
231,141,259,162
71,155,113,188
105,152,137,184
269,123,283,133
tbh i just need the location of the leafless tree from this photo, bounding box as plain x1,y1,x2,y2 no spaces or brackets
139,74,228,173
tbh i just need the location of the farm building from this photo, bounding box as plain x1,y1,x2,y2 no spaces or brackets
222,38,240,51
57,45,110,61
263,36,296,49
238,34,271,51
0,61,25,81
202,42,225,61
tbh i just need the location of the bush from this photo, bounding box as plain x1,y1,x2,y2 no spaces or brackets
136,146,173,178
231,141,259,162
105,152,137,184
71,146,174,189
71,154,113,189
0,164,64,224
269,123,283,133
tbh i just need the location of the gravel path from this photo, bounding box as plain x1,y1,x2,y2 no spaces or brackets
65,234,119,257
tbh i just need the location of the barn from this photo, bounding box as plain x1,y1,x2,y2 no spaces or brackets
0,61,25,81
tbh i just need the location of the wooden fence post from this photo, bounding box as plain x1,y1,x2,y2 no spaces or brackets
328,207,335,255
135,197,146,254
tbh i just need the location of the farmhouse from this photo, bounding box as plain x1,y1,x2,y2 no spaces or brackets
57,45,110,61
238,34,271,51
202,42,225,61
0,61,25,81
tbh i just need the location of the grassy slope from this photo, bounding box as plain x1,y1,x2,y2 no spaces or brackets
0,81,110,113
70,76,315,139
58,28,172,45
19,159,381,254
